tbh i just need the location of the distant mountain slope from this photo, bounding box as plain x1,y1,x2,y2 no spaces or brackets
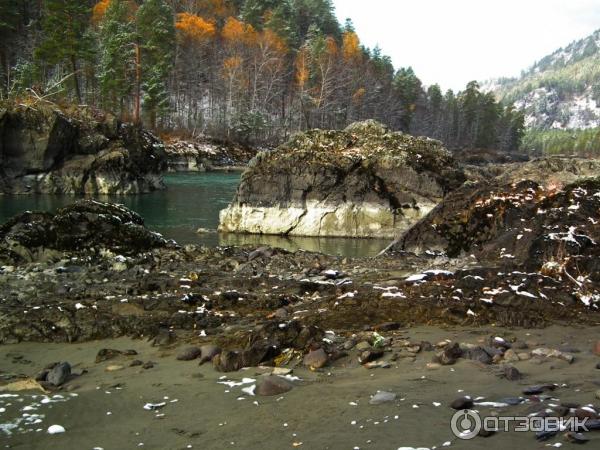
487,29,600,130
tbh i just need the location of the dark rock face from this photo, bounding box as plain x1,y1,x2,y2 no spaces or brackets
219,120,465,238
388,178,600,270
0,200,167,264
0,103,167,194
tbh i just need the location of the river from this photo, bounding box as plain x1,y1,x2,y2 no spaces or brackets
0,173,390,257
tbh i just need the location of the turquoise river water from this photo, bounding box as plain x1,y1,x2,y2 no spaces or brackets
0,173,390,257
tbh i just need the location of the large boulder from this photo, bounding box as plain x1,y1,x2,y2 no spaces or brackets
219,121,465,238
0,200,167,263
0,102,167,194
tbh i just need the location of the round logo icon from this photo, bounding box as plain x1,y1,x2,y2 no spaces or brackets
451,410,482,440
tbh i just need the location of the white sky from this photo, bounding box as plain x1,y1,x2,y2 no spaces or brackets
333,0,600,91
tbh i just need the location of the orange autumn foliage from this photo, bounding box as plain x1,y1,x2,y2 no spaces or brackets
222,17,257,46
342,31,361,60
259,29,287,55
176,13,216,42
295,47,309,88
223,55,242,73
325,36,338,57
92,0,111,24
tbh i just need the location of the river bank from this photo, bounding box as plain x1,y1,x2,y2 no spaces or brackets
2,325,600,449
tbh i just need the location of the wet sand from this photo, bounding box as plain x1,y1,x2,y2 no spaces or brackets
2,325,600,450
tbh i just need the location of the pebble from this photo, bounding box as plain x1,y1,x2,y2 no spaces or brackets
255,376,293,396
450,396,473,410
502,365,522,381
47,424,66,434
199,345,221,365
369,391,396,405
522,384,556,395
303,348,329,369
105,365,124,372
47,362,71,386
503,349,520,363
176,346,202,361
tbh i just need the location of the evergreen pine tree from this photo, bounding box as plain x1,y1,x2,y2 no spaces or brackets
97,0,136,118
35,0,93,102
136,0,176,129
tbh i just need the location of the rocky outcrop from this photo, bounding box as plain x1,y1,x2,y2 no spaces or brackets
0,102,167,194
0,200,168,264
387,177,600,272
164,138,256,172
465,156,600,187
219,121,465,238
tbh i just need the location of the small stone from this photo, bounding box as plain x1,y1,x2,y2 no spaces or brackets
565,431,590,443
463,347,492,365
130,360,143,367
503,349,520,363
303,348,328,369
593,341,600,356
517,352,531,361
426,363,441,370
523,384,556,395
199,345,221,365
176,346,202,361
502,365,523,381
596,362,600,370
363,361,392,369
343,339,357,350
355,341,371,352
369,391,396,405
450,396,473,410
574,407,598,420
142,362,154,370
359,348,384,364
47,425,65,434
434,343,462,365
46,362,71,387
271,368,292,376
95,349,123,363
105,365,124,372
255,375,293,396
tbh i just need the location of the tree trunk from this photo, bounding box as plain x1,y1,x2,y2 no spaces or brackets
71,56,81,103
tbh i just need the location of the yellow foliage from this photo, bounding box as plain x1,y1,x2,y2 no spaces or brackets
342,31,361,60
176,13,216,42
222,17,257,46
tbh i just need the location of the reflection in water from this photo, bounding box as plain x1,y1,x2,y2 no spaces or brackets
0,173,391,257
219,233,389,257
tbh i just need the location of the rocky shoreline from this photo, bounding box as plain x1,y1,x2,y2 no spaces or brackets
0,102,167,195
2,120,600,447
163,138,257,173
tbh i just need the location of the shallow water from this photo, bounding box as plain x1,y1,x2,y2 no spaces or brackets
0,173,390,257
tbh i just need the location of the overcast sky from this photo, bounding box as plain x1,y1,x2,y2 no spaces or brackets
333,0,600,91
